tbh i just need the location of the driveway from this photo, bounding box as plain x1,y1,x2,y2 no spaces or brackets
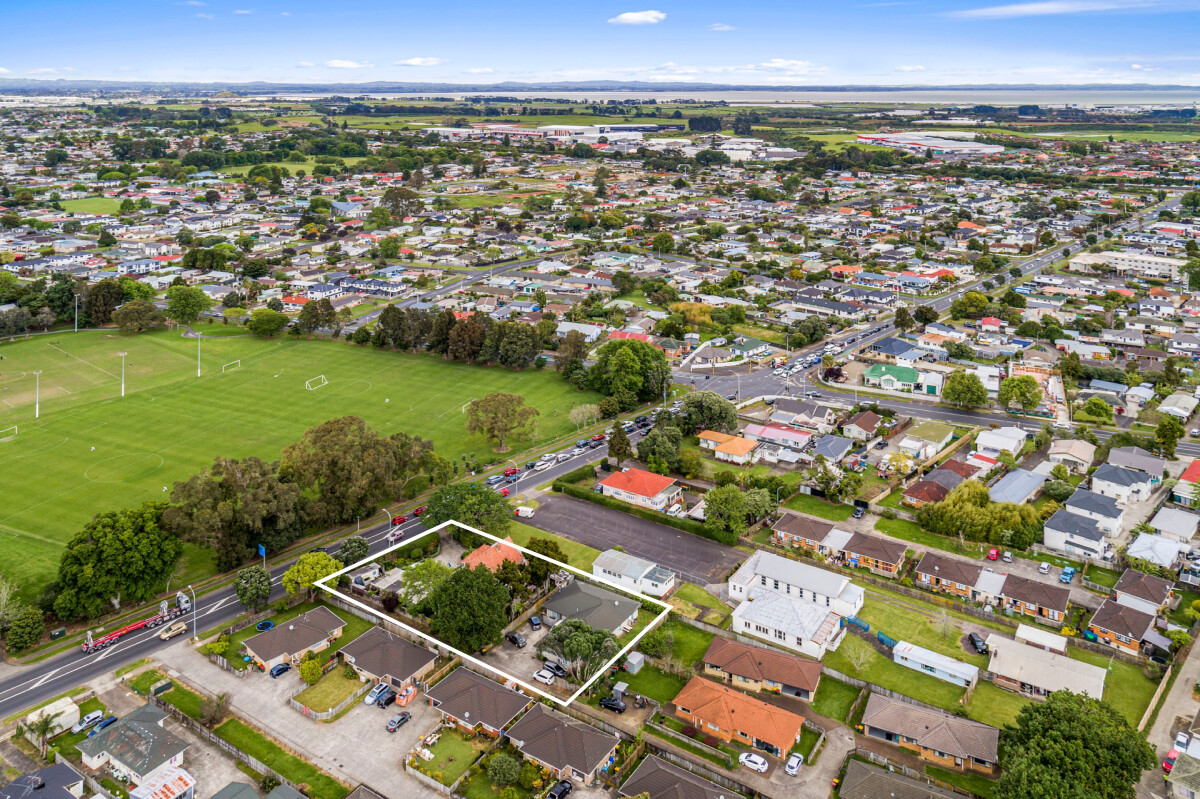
483,624,552,688
154,641,442,798
529,495,744,585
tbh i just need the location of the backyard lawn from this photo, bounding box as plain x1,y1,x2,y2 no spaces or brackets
857,600,987,668
293,669,364,712
926,765,996,799
965,680,1029,728
874,518,986,559
216,718,348,799
670,584,729,623
50,697,106,760
655,619,715,667
1070,648,1158,726
411,729,488,786
621,664,688,704
1170,588,1200,626
811,677,860,723
784,493,854,521
824,644,965,713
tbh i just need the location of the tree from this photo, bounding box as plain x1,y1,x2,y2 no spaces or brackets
282,552,340,598
234,566,272,612
53,501,182,620
1042,480,1075,503
339,536,369,565
637,426,683,473
915,480,1043,549
995,692,1154,799
942,372,989,408
299,659,323,685
1059,351,1083,381
246,308,290,337
893,307,914,334
487,754,521,787
6,605,44,654
525,537,569,585
589,339,670,405
680,391,738,433
112,298,166,332
997,375,1042,411
704,484,748,540
421,483,512,540
607,424,634,466
84,279,124,326
465,392,539,452
841,635,872,672
428,565,510,653
650,232,674,254
568,404,600,431
165,284,214,324
1081,397,1115,423
1156,416,1185,456
678,448,706,479
398,558,452,606
25,707,61,756
199,692,229,729
913,305,938,325
537,619,618,683
1182,258,1200,292
164,456,302,571
556,330,589,371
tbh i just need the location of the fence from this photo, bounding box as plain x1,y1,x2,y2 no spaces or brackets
288,680,371,722
822,667,955,715
56,755,118,799
803,718,827,766
207,654,247,677
854,748,979,798
644,721,733,767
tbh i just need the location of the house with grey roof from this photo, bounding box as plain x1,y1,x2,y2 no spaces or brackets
504,704,619,784
0,765,84,799
1042,508,1107,559
619,755,729,799
243,606,346,669
542,581,640,636
591,549,676,598
425,668,531,736
1108,446,1165,481
838,759,957,799
1150,507,1200,543
338,626,437,690
810,434,853,463
78,704,188,785
861,693,998,775
1064,488,1124,535
1091,464,1153,504
988,469,1046,505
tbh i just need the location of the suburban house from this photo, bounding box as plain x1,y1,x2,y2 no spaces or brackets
672,676,805,758
842,410,883,441
902,479,950,509
78,704,189,786
701,636,823,700
0,765,86,799
1064,489,1124,535
619,755,730,799
425,668,532,737
988,469,1047,505
1087,598,1158,655
1109,446,1165,481
338,627,437,690
974,427,1027,459
1090,464,1154,504
504,704,619,785
597,468,682,511
1175,459,1200,508
898,421,955,460
462,537,526,572
591,549,676,598
1000,575,1070,625
861,693,999,774
838,760,961,799
1114,569,1175,616
771,511,842,550
985,635,1106,700
243,606,346,669
1047,439,1096,474
914,553,1069,622
542,581,640,636
1042,508,1108,560
1150,507,1200,543
891,641,979,688
770,511,907,577
728,550,864,615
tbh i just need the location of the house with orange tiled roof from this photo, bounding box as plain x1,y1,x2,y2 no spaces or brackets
697,430,735,450
713,436,760,466
672,676,805,758
462,537,526,573
597,468,682,511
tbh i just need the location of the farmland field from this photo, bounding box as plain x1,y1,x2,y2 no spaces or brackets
0,329,600,597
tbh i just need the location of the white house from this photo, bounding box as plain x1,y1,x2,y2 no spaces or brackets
1090,464,1153,505
597,468,682,511
728,550,865,616
1149,507,1200,543
974,427,1027,459
730,585,847,660
1064,489,1124,536
1042,509,1108,560
1047,439,1096,474
591,549,677,598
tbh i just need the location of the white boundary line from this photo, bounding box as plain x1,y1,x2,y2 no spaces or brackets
314,519,671,708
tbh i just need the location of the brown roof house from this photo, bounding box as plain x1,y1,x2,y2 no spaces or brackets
861,693,998,774
618,755,728,799
839,759,958,799
425,668,531,737
504,704,619,784
338,626,437,690
673,676,804,758
243,606,346,669
701,636,822,700
843,410,882,441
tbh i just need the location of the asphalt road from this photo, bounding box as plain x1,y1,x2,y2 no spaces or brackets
527,494,744,585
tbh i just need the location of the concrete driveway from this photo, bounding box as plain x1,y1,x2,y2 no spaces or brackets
528,495,744,585
483,624,552,686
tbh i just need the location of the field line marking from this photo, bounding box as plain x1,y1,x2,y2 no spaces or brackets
0,521,66,548
46,344,120,380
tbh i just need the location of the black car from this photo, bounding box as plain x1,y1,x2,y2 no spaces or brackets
376,690,398,708
852,507,866,519
588,440,603,449
308,546,328,554
506,631,527,648
967,632,988,655
386,712,411,732
635,416,649,424
599,696,626,714
542,660,567,679
546,780,573,799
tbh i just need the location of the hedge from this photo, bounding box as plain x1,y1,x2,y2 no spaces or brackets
552,481,738,546
557,463,598,485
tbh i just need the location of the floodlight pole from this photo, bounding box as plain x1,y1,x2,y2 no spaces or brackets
33,371,42,418
118,352,127,397
74,294,79,333
196,334,201,377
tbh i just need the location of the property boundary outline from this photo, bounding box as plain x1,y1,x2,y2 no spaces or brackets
315,519,672,708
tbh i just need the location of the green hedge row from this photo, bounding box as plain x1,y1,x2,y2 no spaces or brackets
557,462,599,486
552,481,738,546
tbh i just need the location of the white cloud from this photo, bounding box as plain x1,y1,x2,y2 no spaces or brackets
755,58,823,75
297,61,314,67
708,22,735,30
1131,63,1156,70
607,10,666,24
897,64,927,71
0,68,9,74
950,0,1156,18
195,12,213,18
465,67,494,74
280,10,290,14
26,67,74,75
395,57,445,66
232,8,252,13
324,59,374,69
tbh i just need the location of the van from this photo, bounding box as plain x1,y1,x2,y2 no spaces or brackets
159,621,187,641
515,506,535,518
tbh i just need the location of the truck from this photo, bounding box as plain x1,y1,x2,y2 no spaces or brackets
82,593,191,654
1059,566,1076,584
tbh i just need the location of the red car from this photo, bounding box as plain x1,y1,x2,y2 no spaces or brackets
592,434,606,442
391,515,408,526
503,467,519,476
412,506,426,516
496,488,510,497
1165,749,1180,773
987,548,999,561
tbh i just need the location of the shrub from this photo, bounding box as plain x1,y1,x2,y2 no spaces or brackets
518,760,541,790
343,664,358,680
259,777,280,794
486,754,520,786
878,508,897,520
682,725,698,738
299,659,322,685
381,591,400,613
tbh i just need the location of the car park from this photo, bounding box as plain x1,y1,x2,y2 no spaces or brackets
599,696,626,713
87,716,119,737
968,632,988,654
506,632,527,648
785,752,803,776
377,690,397,708
71,711,105,734
533,669,556,685
386,712,411,732
541,659,565,678
364,682,389,705
269,664,291,678
739,752,769,773
546,781,573,799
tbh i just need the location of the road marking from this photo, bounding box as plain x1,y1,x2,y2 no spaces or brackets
30,668,61,689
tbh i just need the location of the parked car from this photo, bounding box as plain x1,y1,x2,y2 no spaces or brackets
269,664,291,678
1038,562,1051,575
571,448,586,456
87,715,119,738
987,548,1000,561
386,712,411,732
529,616,543,631
599,696,626,713
591,434,606,442
541,660,566,679
505,473,521,484
1060,566,1077,584
71,710,105,734
1165,748,1180,773
546,780,573,799
159,621,188,640
364,682,389,705
1002,551,1013,563
534,461,554,472
852,507,866,519
533,669,556,686
377,690,398,708
506,631,527,648
874,441,887,449
739,752,769,773
785,752,804,776
968,632,988,655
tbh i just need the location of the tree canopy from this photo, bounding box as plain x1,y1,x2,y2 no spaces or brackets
427,565,510,653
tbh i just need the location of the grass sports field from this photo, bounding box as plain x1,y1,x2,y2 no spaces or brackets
58,197,121,214
0,328,600,597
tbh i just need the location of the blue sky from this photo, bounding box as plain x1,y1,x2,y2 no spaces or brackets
0,0,1195,85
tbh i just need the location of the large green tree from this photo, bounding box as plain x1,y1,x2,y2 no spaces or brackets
680,391,738,433
997,375,1042,411
112,298,167,332
607,424,633,466
703,484,749,540
246,308,289,337
1156,416,1185,456
942,372,989,408
995,692,1154,799
465,392,539,452
427,565,510,653
165,284,214,324
53,501,182,620
537,619,618,683
282,551,340,598
234,566,272,612
421,483,512,544
589,339,670,405
84,279,124,326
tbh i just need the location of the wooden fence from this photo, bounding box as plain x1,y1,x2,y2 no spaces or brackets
854,747,979,798
288,680,371,722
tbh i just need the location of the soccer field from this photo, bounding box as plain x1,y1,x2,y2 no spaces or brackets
0,329,600,597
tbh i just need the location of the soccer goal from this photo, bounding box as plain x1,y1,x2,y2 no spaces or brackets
0,425,16,441
305,375,328,391
221,360,242,373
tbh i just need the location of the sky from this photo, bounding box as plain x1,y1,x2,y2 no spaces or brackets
0,0,1197,86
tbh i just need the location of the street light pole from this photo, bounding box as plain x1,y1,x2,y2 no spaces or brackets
187,584,197,640
74,294,79,333
196,334,201,377
32,371,42,419
118,352,127,397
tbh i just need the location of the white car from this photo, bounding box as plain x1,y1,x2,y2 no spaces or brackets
534,461,554,472
1177,732,1192,751
571,447,586,456
364,682,389,705
739,752,769,773
533,669,556,686
785,752,804,776
71,710,105,734
1038,562,1051,575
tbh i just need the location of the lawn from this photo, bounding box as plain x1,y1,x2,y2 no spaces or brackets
655,619,715,666
1084,565,1123,590
784,493,854,521
794,726,821,764
811,677,860,723
965,681,1029,728
59,197,121,214
411,728,488,786
857,598,988,668
1070,647,1158,726
0,330,602,598
874,518,986,559
293,669,363,712
50,697,106,760
670,584,729,623
506,522,600,571
460,770,535,799
622,664,688,704
216,718,348,799
824,644,966,713
228,602,372,669
1170,588,1200,626
126,669,206,719
925,765,997,799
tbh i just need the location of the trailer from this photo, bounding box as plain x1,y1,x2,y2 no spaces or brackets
82,593,191,654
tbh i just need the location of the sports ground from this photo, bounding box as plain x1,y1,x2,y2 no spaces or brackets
0,328,599,597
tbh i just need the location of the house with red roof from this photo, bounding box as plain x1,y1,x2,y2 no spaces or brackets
1173,459,1200,508
462,537,526,573
979,317,1005,332
608,330,652,344
597,468,682,512
280,295,310,308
